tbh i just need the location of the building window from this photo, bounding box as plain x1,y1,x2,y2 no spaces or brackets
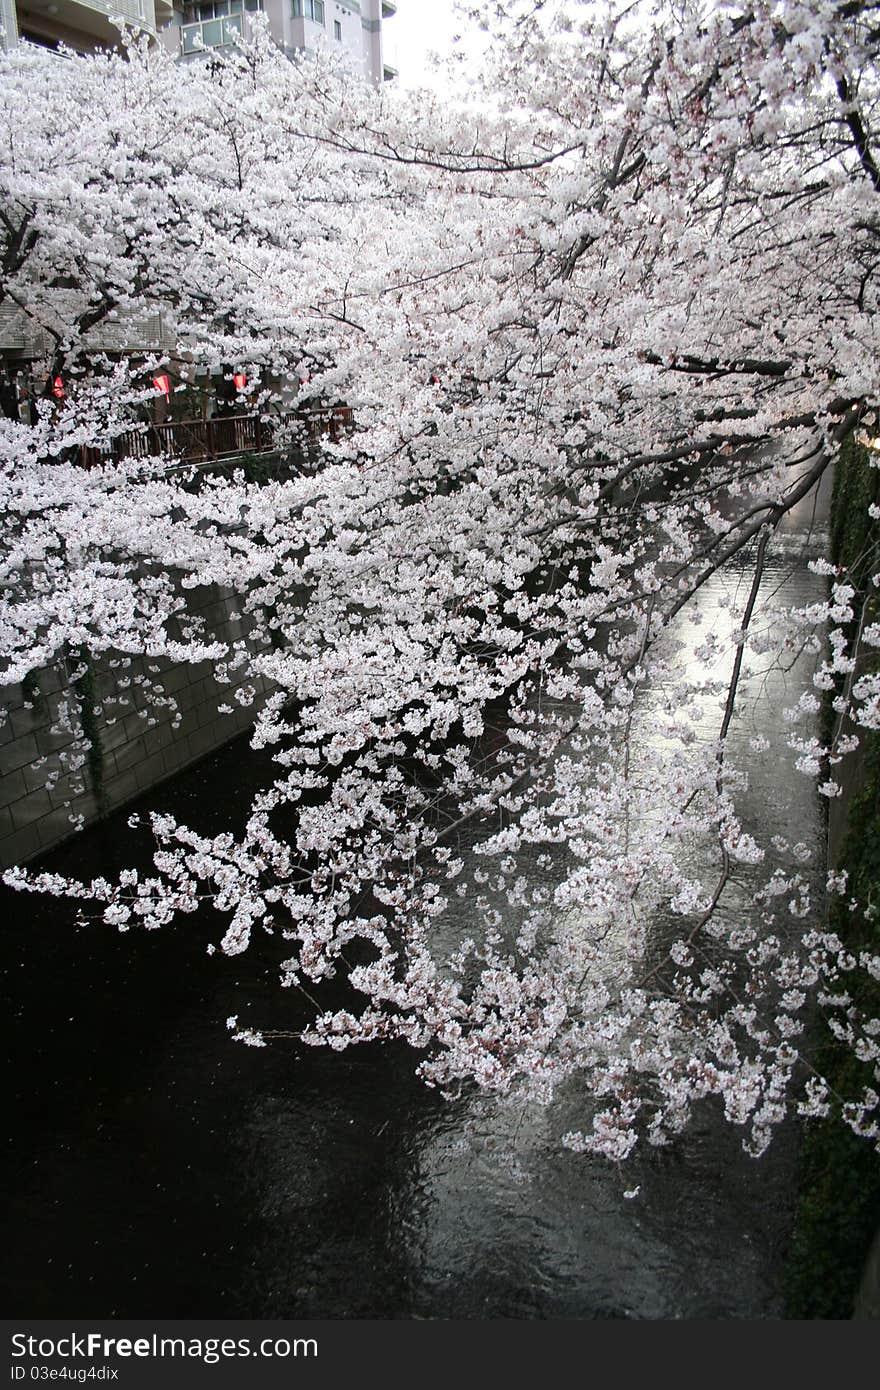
333,19,341,39
189,0,261,17
292,0,325,22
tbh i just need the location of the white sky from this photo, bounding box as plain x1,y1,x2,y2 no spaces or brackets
384,0,489,91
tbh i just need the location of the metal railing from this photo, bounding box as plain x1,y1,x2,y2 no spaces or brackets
79,407,353,468
180,13,243,52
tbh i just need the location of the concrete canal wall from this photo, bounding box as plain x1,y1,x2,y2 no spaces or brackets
0,584,270,869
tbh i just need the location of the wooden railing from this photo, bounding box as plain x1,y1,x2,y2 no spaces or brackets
80,407,352,469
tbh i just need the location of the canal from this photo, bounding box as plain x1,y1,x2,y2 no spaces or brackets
1,480,831,1319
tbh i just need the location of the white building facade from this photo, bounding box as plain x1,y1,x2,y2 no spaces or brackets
1,0,397,84
160,0,397,84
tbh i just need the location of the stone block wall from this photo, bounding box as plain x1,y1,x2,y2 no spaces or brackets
0,584,272,868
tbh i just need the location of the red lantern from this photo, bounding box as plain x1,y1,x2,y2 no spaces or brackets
233,372,248,391
152,373,171,396
51,376,65,400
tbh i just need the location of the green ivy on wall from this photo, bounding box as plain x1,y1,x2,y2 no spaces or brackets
785,433,880,1318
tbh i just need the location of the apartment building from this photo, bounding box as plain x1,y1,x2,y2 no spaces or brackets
160,0,398,83
1,0,398,84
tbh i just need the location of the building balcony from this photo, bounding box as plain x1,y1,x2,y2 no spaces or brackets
177,0,262,55
180,10,241,52
15,0,157,49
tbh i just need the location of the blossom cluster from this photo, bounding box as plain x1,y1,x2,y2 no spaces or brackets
2,3,880,1160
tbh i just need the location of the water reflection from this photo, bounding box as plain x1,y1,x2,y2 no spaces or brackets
385,517,829,1320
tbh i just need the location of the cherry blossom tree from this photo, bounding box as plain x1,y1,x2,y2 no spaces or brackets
2,2,880,1162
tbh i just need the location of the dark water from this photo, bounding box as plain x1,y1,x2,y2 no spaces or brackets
1,489,831,1320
